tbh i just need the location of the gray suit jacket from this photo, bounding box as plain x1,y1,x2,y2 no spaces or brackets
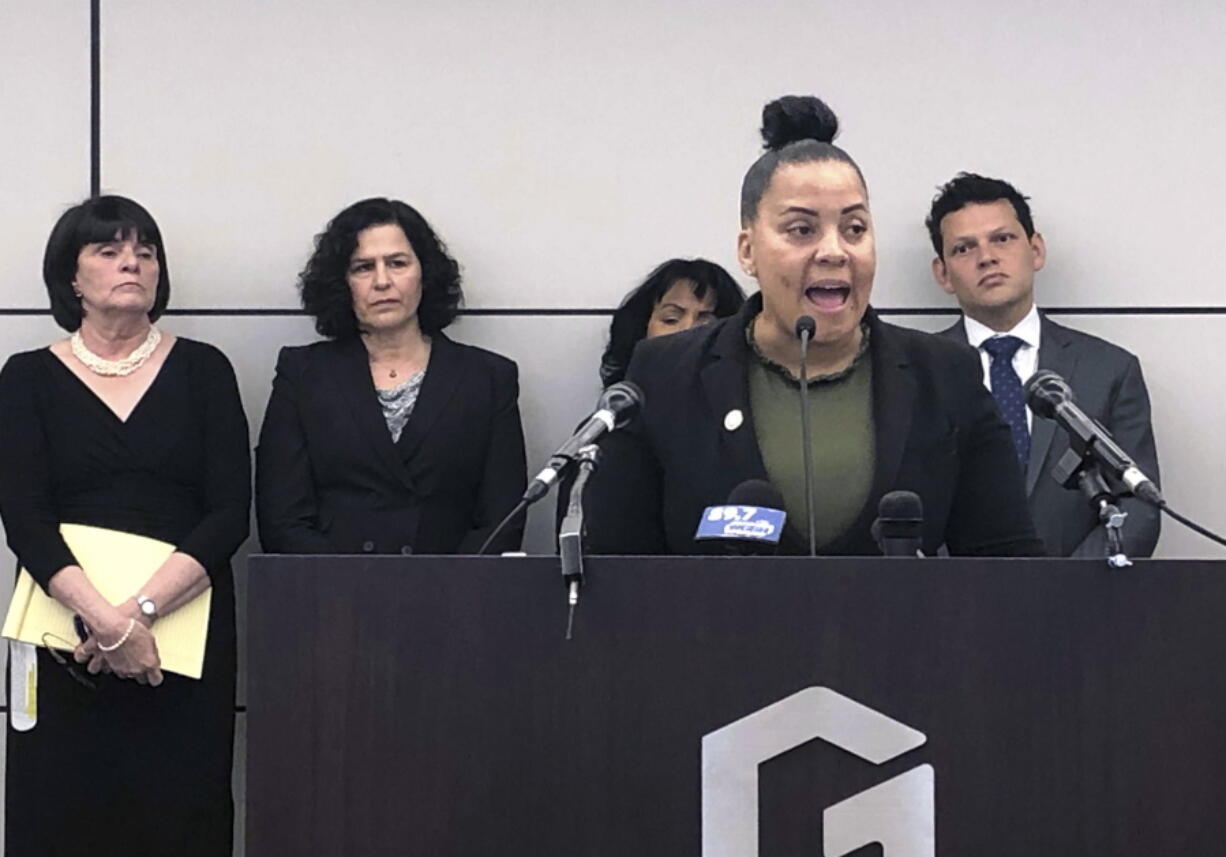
940,314,1160,558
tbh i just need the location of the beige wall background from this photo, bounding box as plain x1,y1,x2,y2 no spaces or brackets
3,0,1225,851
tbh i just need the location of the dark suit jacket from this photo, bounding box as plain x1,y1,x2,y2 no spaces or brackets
585,295,1044,556
256,333,527,555
939,314,1160,558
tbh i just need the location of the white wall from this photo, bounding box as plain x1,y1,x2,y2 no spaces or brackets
3,0,1226,851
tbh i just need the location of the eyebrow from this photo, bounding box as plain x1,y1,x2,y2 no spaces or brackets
780,203,868,216
350,251,412,263
951,226,1016,243
98,237,153,246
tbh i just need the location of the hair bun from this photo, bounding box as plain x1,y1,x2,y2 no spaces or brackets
760,95,839,150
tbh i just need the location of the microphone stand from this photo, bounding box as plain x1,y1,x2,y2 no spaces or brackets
796,323,817,557
1028,380,1226,554
1051,448,1131,568
558,444,600,639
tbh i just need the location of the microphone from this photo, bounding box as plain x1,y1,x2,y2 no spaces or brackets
794,315,818,557
871,491,925,557
523,381,644,504
1024,370,1162,506
694,479,787,555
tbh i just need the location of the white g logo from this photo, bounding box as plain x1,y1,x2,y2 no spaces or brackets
702,687,934,856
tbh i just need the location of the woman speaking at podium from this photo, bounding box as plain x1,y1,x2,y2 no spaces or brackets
585,96,1043,557
0,196,251,855
256,197,527,555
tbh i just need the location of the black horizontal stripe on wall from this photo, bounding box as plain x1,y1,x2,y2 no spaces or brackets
90,0,100,197
3,306,1226,317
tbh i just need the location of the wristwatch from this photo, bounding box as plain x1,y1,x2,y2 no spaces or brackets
136,594,158,621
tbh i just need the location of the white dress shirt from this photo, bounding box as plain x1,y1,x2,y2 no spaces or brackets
963,305,1041,431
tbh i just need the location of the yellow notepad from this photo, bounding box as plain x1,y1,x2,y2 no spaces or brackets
2,524,211,679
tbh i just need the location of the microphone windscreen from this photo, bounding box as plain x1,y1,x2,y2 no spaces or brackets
878,490,923,523
794,315,816,338
1024,370,1072,419
875,490,924,556
599,380,644,427
727,479,785,510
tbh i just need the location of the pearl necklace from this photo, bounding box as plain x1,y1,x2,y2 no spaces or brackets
70,326,162,377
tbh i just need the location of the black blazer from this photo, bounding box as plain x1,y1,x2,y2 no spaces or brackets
256,333,527,555
939,314,1160,558
585,295,1043,556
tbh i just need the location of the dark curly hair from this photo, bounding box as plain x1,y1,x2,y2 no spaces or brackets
740,95,867,225
599,258,745,387
42,195,171,332
299,197,463,338
925,172,1036,257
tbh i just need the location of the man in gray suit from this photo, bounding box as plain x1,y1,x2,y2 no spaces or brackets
926,173,1160,558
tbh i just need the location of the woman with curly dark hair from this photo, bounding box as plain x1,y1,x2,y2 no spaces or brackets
256,197,527,554
599,258,745,387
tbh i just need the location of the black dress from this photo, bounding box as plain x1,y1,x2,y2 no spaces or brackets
0,339,250,857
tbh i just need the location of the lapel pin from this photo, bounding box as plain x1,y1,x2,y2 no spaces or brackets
724,409,744,431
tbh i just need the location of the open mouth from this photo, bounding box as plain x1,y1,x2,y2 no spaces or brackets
804,284,851,312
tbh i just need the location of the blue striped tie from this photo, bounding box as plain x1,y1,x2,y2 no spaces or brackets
982,335,1031,470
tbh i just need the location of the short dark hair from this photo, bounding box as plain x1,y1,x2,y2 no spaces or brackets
599,258,745,387
42,195,171,332
299,197,463,339
740,95,866,225
926,172,1036,257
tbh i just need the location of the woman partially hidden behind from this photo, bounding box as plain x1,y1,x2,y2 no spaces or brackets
256,197,527,555
0,195,250,855
598,257,745,388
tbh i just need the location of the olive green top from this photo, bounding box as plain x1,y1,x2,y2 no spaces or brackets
746,319,875,549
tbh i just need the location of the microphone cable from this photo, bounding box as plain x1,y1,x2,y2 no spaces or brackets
1155,502,1226,550
477,499,529,556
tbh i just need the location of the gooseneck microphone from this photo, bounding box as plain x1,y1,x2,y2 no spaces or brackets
523,381,644,504
871,491,925,557
1024,370,1162,506
794,315,818,557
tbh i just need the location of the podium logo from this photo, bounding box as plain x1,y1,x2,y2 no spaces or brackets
702,687,934,857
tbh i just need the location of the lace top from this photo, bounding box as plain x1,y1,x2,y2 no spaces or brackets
376,370,426,442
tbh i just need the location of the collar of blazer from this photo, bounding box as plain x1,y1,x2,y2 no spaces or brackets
1029,314,1079,496
329,332,467,493
699,293,916,553
942,310,1079,496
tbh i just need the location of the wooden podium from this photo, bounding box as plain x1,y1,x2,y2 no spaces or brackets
246,556,1226,856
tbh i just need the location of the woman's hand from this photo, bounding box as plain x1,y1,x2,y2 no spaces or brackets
87,616,164,686
72,635,100,668
102,622,163,685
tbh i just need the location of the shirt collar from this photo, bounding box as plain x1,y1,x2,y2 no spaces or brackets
744,312,872,386
963,303,1041,350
